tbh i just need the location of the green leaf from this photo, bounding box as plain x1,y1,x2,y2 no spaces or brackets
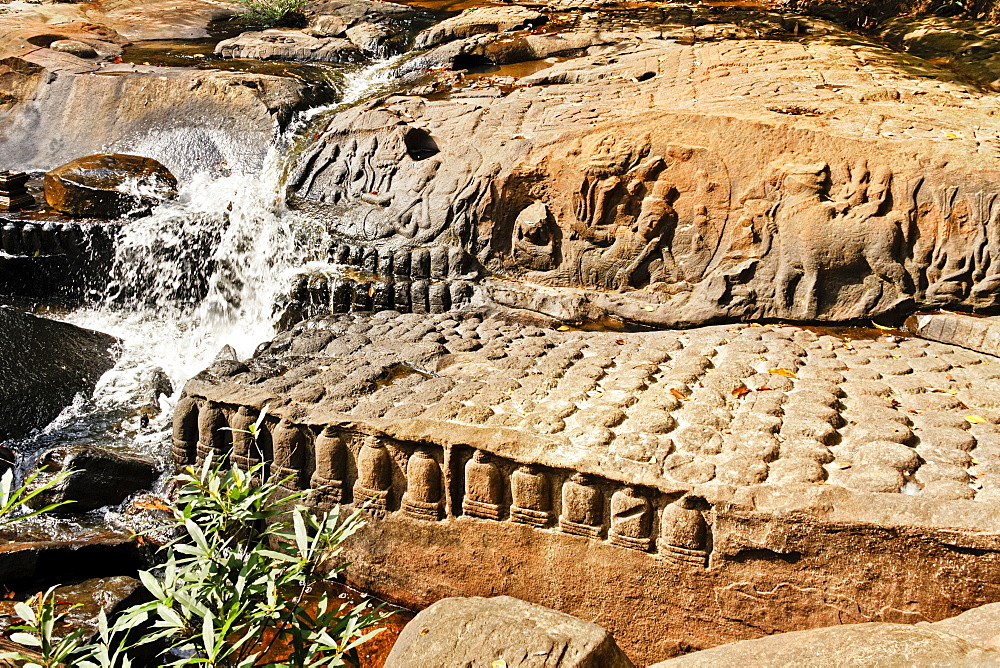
9,632,41,647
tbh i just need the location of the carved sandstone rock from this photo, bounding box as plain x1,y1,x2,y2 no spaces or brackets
178,310,1000,662
385,596,634,668
44,153,177,218
650,617,1000,667
289,30,1000,327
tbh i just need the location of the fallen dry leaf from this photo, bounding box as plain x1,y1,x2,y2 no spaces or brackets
965,415,988,424
557,325,570,331
732,387,751,398
768,368,797,379
670,388,689,401
134,497,172,512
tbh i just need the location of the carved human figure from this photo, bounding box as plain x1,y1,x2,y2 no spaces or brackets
310,426,349,507
512,202,558,271
355,435,391,510
603,166,678,289
510,465,551,527
402,448,442,520
558,473,604,539
172,396,199,468
462,450,503,520
609,486,653,551
196,403,230,466
657,496,709,566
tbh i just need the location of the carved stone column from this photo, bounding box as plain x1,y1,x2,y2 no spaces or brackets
559,473,603,539
462,450,502,520
657,496,709,566
171,396,199,468
355,436,391,510
609,486,652,551
402,448,442,520
510,465,551,527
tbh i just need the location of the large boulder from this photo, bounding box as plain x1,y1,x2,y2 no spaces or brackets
215,29,364,62
0,307,118,440
26,445,161,513
650,608,1000,666
385,596,634,668
413,6,547,50
44,153,177,218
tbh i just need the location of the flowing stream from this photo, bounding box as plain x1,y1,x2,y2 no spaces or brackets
14,57,406,472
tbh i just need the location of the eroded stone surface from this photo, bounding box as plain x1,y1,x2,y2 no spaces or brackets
215,30,365,63
290,26,1000,328
175,310,1000,662
386,595,634,667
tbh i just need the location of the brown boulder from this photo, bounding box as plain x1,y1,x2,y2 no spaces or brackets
649,622,999,667
214,29,364,62
43,153,177,218
385,596,634,668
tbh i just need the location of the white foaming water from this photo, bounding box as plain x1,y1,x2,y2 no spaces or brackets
30,58,403,459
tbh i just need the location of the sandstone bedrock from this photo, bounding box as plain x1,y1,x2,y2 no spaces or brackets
176,310,1000,663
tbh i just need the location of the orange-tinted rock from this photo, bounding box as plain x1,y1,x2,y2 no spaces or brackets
43,153,177,218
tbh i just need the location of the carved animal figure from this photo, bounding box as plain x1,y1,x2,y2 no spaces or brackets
768,162,906,319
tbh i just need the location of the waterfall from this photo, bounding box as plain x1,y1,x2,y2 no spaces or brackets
18,57,406,461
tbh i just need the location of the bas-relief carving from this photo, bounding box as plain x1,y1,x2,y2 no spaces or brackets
196,402,230,466
713,581,925,633
355,434,392,510
500,135,731,294
173,405,724,560
310,425,349,508
402,448,443,520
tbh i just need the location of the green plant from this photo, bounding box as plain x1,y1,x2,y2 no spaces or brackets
2,588,92,668
0,467,75,527
236,0,307,27
1,457,388,666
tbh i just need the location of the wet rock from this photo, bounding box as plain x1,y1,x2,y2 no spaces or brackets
0,527,142,587
26,446,161,514
0,66,314,177
386,596,634,668
44,154,177,218
50,576,147,639
414,6,547,50
215,29,364,63
0,307,118,441
48,39,98,58
650,620,999,667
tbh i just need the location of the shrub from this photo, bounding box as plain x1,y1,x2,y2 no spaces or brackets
1,458,389,667
236,0,307,28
